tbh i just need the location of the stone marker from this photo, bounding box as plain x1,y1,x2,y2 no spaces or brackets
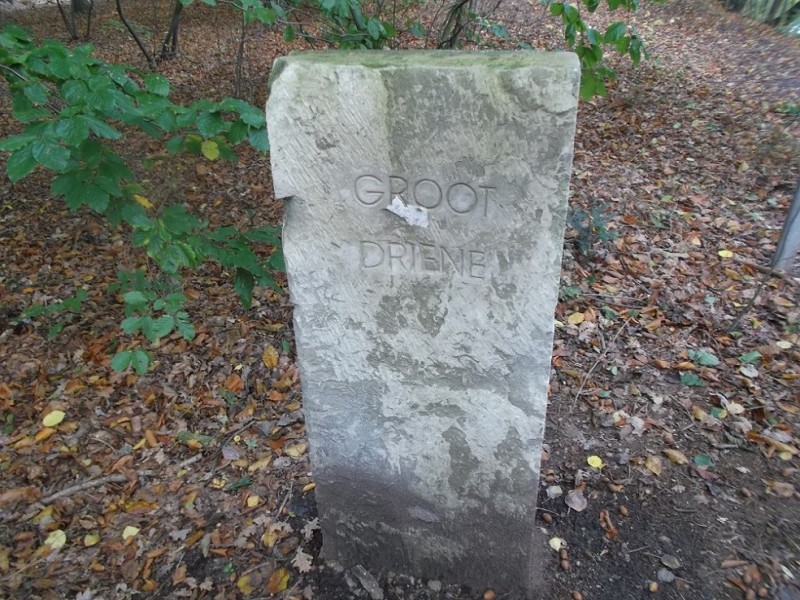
267,51,580,594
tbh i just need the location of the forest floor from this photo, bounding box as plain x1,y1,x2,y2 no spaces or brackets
1,0,799,599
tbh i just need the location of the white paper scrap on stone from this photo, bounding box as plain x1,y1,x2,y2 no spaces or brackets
385,195,429,228
267,50,580,596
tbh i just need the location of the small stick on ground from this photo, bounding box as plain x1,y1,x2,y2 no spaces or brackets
572,317,632,408
40,470,154,505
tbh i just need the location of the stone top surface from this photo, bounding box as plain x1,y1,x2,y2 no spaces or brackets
271,49,579,71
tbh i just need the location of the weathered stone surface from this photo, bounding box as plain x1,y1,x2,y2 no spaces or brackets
267,51,579,594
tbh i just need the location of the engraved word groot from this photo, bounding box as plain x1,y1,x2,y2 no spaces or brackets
354,174,496,217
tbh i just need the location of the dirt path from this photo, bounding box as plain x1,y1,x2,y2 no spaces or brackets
0,1,798,599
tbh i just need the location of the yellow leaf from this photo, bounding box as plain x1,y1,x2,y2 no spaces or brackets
284,442,308,458
42,410,65,427
237,574,256,596
717,250,733,258
266,568,290,594
567,312,585,325
262,345,279,369
548,537,565,552
273,376,293,390
663,449,688,465
35,427,57,442
44,529,66,550
247,456,272,473
587,455,604,469
246,495,260,508
84,533,100,547
645,454,662,476
201,140,220,160
691,406,708,421
122,526,140,540
133,194,154,209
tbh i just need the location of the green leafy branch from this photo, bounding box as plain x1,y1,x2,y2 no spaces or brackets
548,0,649,99
0,24,281,373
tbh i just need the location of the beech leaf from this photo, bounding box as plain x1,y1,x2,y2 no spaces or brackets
42,410,65,427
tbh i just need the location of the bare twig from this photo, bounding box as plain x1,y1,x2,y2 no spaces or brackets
572,317,632,408
40,470,154,504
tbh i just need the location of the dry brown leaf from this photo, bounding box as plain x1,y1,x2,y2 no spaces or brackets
645,454,663,476
292,549,314,573
273,376,293,390
262,345,279,369
764,437,798,455
247,456,273,472
663,449,689,465
267,568,290,594
285,442,308,458
172,563,187,585
0,486,40,507
224,373,245,392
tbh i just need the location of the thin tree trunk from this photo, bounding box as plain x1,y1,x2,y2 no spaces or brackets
56,0,79,40
115,0,156,69
160,0,184,59
234,13,247,99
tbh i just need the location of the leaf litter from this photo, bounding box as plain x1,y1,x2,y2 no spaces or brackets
0,0,799,598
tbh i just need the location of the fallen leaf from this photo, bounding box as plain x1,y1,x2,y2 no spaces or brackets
262,345,279,369
83,533,100,547
549,537,565,552
44,529,66,550
567,312,585,325
587,455,605,469
661,554,681,569
766,481,796,497
663,449,689,465
717,249,734,258
565,489,588,512
691,406,708,421
247,456,273,472
284,443,308,458
599,509,618,540
246,495,260,508
292,549,313,573
546,485,563,499
42,410,65,427
764,437,799,455
266,567,290,594
122,526,140,540
172,563,187,586
694,453,714,467
0,486,40,507
224,373,245,392
645,454,662,476
261,522,291,548
273,376,293,390
237,573,257,596
739,363,759,378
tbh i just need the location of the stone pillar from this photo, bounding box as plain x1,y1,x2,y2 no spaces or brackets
267,51,579,594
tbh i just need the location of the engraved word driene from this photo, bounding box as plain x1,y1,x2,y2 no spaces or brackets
354,173,495,217
360,240,487,280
